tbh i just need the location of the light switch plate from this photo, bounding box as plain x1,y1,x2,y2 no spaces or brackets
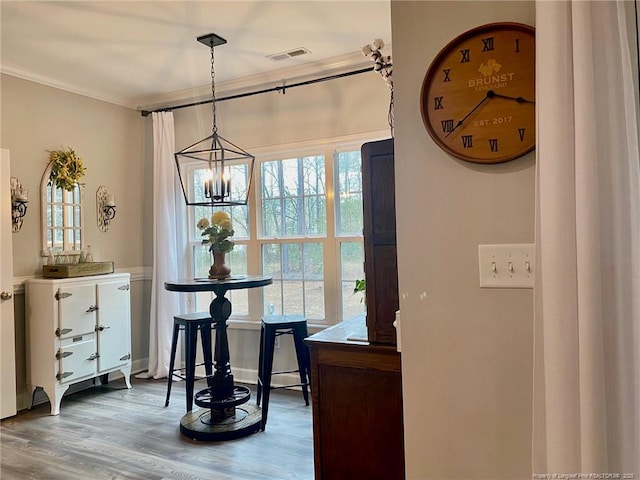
478,243,534,288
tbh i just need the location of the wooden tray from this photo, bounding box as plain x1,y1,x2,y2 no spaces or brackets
42,261,114,278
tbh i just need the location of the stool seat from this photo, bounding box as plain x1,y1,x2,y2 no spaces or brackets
165,312,214,412
257,314,310,431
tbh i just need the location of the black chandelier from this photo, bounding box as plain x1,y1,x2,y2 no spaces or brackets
174,33,255,207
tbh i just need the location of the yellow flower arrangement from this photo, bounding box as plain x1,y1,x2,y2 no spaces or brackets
197,211,235,253
48,147,86,191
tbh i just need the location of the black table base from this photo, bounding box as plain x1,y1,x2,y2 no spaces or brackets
165,276,273,441
180,404,262,441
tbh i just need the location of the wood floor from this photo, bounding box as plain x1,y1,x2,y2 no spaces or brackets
0,377,314,480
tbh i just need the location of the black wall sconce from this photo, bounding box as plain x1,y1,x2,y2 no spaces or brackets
97,185,116,232
10,177,28,233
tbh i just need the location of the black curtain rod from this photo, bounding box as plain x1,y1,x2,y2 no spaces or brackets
140,65,376,117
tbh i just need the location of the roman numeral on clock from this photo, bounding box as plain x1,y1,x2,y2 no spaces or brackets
462,135,473,148
515,38,520,53
434,97,444,110
441,119,454,133
481,37,494,52
489,138,499,152
443,68,451,82
518,128,526,141
460,49,470,63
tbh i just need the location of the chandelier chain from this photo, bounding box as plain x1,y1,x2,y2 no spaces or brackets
210,45,217,136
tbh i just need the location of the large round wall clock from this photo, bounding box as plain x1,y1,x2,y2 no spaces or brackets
420,22,535,164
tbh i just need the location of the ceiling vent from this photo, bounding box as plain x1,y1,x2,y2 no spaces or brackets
267,47,311,61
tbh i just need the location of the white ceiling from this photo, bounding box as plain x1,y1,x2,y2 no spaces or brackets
0,1,392,109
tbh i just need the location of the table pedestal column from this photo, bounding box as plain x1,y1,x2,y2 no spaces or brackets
179,291,262,441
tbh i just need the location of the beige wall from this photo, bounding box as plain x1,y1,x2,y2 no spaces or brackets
1,74,150,408
391,2,535,478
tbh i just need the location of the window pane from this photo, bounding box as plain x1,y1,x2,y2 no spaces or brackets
195,291,214,313
303,156,325,195
262,243,282,278
230,205,249,239
304,281,324,319
228,164,248,204
262,199,282,237
261,161,281,198
284,197,302,236
304,243,324,318
263,282,282,316
281,158,300,196
304,243,323,280
340,241,365,320
194,244,212,278
342,281,365,320
283,281,304,315
65,205,74,228
54,205,63,227
336,151,364,236
282,243,302,280
305,196,326,236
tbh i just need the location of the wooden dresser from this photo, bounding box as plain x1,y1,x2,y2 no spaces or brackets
306,317,404,480
306,138,403,479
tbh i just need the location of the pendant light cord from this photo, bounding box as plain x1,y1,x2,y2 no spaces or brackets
211,45,218,136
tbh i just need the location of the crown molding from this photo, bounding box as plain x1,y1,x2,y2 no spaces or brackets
0,64,137,110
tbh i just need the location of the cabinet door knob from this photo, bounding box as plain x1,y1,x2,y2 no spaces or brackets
86,305,99,313
0,291,13,301
87,353,99,361
96,325,111,332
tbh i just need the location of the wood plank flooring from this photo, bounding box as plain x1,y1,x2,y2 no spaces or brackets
0,377,314,480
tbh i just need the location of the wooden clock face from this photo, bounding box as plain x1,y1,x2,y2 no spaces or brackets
421,23,535,164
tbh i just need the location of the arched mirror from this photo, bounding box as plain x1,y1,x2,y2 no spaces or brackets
40,161,84,256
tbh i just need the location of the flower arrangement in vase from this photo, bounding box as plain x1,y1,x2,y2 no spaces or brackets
197,211,234,279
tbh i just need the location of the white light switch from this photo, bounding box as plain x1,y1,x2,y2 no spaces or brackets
478,243,534,288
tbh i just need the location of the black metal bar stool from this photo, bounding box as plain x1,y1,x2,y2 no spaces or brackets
165,312,214,412
256,314,311,431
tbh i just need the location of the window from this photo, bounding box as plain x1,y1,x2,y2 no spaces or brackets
183,137,375,325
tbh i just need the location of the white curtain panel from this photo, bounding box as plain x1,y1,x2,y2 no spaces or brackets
534,1,640,476
145,111,185,379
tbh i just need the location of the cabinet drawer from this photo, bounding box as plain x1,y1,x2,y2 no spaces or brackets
58,334,97,384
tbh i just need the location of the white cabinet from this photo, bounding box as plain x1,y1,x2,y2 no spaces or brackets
25,273,132,415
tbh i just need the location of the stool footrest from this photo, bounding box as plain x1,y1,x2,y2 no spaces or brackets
272,369,304,375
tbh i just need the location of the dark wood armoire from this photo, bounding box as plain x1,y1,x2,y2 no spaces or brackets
306,138,404,480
